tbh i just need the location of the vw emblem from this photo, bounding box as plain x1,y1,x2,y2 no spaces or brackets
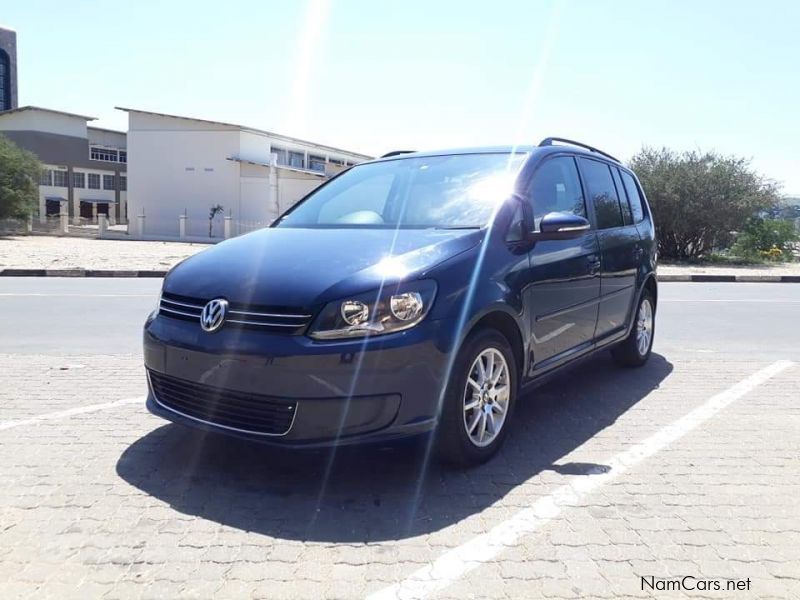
200,298,228,332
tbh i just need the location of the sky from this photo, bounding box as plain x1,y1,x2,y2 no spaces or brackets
4,0,799,193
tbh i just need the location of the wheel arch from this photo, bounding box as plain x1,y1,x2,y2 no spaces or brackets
463,308,526,380
642,272,658,309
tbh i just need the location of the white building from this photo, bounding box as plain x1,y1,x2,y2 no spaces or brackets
118,108,372,240
0,106,128,224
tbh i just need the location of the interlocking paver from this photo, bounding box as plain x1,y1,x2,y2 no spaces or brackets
1,352,798,599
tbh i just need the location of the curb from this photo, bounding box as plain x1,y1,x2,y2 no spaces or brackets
0,269,168,278
657,274,800,283
1,269,798,282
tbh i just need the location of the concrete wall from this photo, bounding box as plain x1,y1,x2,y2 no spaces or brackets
277,172,320,214
1,130,125,172
127,125,241,237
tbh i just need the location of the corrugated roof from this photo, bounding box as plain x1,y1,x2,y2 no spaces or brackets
116,106,372,159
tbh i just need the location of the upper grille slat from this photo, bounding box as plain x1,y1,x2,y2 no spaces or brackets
159,292,313,334
160,306,201,319
161,298,204,311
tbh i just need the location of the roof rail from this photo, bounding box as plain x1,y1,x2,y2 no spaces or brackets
538,137,620,163
381,150,416,158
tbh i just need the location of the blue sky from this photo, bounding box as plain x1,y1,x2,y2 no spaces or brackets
4,0,799,192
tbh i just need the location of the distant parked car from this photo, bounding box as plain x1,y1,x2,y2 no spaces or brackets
143,138,657,465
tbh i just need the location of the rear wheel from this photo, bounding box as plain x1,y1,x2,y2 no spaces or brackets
436,329,518,466
611,289,655,367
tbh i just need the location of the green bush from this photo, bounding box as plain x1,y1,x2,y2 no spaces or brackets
730,217,798,262
630,148,780,260
0,134,42,220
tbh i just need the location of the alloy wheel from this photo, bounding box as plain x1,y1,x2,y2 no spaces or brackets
636,297,653,356
462,347,510,447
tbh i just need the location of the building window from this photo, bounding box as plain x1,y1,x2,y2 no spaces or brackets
309,155,326,172
88,173,101,190
119,176,127,191
118,151,127,163
90,146,120,162
0,50,9,112
271,147,287,166
52,170,69,188
72,172,85,189
103,174,116,190
39,169,52,186
328,158,344,166
289,151,304,169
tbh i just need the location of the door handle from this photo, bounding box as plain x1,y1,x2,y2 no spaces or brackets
587,254,601,274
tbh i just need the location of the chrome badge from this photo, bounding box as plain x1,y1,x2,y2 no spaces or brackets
200,298,228,332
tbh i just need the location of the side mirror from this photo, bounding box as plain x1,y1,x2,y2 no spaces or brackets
533,212,591,241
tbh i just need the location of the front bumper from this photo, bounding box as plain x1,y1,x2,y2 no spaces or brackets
143,313,456,447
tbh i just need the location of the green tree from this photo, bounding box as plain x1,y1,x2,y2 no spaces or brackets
629,147,780,260
0,134,42,220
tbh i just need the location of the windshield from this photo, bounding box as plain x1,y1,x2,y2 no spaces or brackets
276,153,527,229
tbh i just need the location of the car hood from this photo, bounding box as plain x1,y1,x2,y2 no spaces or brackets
164,227,483,307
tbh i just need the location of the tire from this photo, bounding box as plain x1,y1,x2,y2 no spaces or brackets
611,289,655,367
436,328,518,466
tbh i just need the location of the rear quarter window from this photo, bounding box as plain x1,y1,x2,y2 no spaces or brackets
620,170,646,223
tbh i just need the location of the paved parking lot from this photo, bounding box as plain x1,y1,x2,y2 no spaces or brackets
1,279,799,599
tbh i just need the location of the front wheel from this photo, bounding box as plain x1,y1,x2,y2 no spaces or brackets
436,329,518,466
611,289,655,367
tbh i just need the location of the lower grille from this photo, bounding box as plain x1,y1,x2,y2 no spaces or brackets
148,370,296,436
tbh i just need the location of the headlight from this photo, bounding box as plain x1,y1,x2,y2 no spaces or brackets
309,280,436,340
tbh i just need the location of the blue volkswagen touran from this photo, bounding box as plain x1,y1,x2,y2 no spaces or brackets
144,138,657,465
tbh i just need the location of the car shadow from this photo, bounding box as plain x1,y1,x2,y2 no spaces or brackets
116,352,672,542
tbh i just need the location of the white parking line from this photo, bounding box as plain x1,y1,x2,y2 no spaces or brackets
368,359,795,600
0,397,143,432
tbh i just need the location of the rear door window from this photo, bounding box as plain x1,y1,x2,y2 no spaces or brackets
578,158,624,229
620,170,646,223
